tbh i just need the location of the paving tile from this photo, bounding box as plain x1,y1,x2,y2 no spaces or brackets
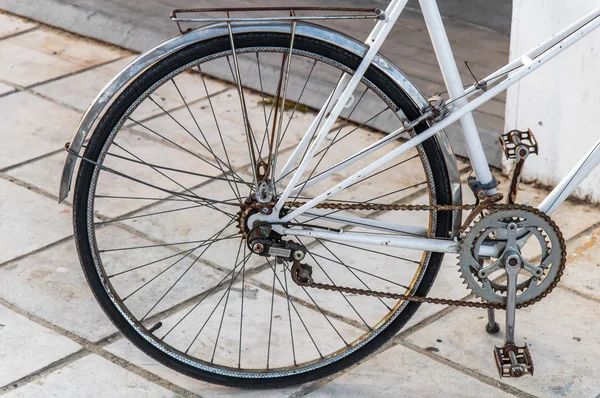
0,236,117,341
0,13,37,38
0,81,15,95
0,178,72,264
4,152,67,200
0,303,81,387
306,343,512,398
0,28,126,87
33,56,228,114
0,222,229,341
405,288,600,397
0,91,81,170
30,55,136,112
561,227,600,300
3,354,177,397
106,339,302,397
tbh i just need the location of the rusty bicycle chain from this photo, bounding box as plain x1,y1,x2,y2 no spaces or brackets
282,201,567,310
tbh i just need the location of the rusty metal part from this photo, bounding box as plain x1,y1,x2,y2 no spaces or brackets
499,129,538,160
426,95,450,122
460,191,504,232
508,159,525,205
289,204,567,310
291,261,313,286
494,344,534,378
500,129,539,205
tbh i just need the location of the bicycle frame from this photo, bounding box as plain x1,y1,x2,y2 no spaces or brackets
263,0,600,255
57,0,600,257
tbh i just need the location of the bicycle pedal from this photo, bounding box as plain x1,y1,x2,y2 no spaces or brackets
499,129,538,160
494,344,534,378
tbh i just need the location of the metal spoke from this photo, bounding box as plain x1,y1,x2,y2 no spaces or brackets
266,257,277,369
309,251,412,289
139,218,237,321
95,203,211,226
147,94,239,192
211,240,244,363
293,117,417,197
309,235,393,310
170,78,244,201
110,141,236,219
294,237,371,330
108,247,198,278
291,87,369,203
95,195,190,202
105,143,249,187
100,233,239,254
278,59,318,146
197,65,248,196
281,262,348,347
256,52,274,156
225,24,260,188
238,243,246,368
184,262,246,355
317,238,421,264
159,250,251,341
269,21,297,188
265,258,324,359
276,106,389,185
282,257,298,366
128,116,246,188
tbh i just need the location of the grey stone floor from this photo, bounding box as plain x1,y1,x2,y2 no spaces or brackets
1,12,600,398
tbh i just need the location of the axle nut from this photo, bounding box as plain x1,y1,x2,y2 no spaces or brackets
252,242,265,254
293,250,305,261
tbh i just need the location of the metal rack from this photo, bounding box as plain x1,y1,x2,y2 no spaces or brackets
170,6,385,33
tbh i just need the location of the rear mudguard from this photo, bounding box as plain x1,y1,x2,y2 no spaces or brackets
59,21,462,236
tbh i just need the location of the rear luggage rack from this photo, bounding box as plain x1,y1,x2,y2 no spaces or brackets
170,7,385,34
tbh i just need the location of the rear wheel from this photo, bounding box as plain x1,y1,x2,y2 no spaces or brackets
73,31,454,387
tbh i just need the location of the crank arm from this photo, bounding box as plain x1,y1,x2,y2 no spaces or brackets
493,237,534,378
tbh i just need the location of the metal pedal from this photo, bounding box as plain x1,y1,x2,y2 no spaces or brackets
499,129,538,160
494,344,534,378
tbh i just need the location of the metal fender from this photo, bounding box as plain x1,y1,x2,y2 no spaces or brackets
58,21,462,235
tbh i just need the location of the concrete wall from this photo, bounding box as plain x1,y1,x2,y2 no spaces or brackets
505,0,600,202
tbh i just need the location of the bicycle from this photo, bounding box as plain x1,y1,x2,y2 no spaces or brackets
57,0,600,388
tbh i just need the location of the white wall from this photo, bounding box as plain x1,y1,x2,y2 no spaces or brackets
506,0,600,202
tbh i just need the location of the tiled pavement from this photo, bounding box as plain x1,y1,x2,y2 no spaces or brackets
1,12,600,398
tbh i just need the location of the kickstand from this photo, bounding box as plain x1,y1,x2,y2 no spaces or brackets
486,308,500,334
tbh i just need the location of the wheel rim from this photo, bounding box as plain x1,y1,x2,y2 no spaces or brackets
84,40,440,377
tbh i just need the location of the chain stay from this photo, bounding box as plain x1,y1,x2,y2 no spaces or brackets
288,202,567,310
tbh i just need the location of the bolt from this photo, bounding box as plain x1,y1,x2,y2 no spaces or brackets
509,258,519,266
260,207,272,215
252,243,265,254
259,225,270,237
293,250,305,261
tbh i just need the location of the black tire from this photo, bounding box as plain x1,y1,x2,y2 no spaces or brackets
73,31,454,388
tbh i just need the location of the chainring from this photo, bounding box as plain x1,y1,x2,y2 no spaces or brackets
458,205,567,305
